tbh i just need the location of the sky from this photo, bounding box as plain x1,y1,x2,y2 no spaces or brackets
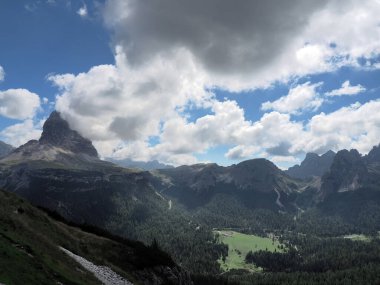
0,0,380,168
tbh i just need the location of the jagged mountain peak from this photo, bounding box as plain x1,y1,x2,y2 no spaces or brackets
39,111,98,158
286,150,335,180
0,111,100,166
320,148,368,198
322,150,336,157
365,143,380,164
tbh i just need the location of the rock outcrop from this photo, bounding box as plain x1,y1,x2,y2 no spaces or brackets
39,111,98,158
286,150,335,180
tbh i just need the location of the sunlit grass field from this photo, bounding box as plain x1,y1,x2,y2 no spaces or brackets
214,230,284,272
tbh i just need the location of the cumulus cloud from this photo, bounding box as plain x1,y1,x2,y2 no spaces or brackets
49,47,212,160
0,66,4,82
266,142,292,157
225,145,260,160
47,0,380,165
77,4,88,18
0,119,43,147
261,82,323,115
325,80,366,96
291,100,380,155
103,0,380,90
0,89,41,120
104,0,327,79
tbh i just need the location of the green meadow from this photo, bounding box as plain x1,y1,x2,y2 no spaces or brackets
214,230,284,272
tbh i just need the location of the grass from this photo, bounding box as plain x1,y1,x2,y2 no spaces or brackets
214,230,284,272
343,234,372,241
0,189,176,285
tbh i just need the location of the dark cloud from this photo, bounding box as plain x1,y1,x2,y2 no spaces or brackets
109,116,149,140
105,0,329,76
266,142,291,156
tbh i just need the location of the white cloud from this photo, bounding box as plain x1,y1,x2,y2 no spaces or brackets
46,0,380,166
291,100,380,155
325,80,366,96
49,47,212,163
0,66,4,82
0,119,43,147
225,145,260,160
261,82,323,115
24,3,37,12
77,4,88,18
269,156,299,170
0,89,41,120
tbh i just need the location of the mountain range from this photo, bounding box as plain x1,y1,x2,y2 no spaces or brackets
107,158,173,171
1,111,380,280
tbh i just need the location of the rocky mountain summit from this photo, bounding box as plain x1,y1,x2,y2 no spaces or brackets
39,111,98,157
1,111,101,168
286,150,335,180
364,143,380,164
320,149,368,197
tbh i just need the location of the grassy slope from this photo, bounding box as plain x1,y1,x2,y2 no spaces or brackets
0,189,176,285
0,191,102,285
214,230,284,272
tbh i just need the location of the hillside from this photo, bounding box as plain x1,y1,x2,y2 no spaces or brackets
0,189,192,285
1,111,380,281
0,111,226,275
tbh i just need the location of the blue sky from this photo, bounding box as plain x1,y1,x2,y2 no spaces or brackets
1,0,380,168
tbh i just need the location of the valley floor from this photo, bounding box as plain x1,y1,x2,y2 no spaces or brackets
214,230,284,272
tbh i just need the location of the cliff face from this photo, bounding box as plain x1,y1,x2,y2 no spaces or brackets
365,144,380,164
39,111,98,158
0,111,102,169
286,150,335,180
320,149,368,198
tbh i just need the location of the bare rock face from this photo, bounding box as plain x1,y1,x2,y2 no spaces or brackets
365,144,380,164
320,149,368,198
286,150,335,180
39,111,98,158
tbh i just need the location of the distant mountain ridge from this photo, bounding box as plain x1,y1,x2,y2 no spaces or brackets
286,150,336,180
152,158,301,210
0,140,14,158
108,158,173,170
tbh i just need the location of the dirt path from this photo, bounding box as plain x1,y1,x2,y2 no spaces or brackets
273,188,284,208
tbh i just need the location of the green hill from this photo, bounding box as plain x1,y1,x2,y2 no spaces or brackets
0,189,191,285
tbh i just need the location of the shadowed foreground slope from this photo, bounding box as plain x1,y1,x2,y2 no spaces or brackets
0,189,192,285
